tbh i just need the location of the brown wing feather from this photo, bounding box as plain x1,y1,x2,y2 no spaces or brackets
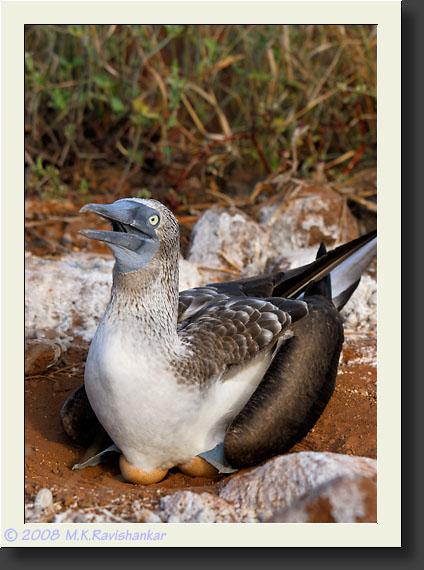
176,297,308,387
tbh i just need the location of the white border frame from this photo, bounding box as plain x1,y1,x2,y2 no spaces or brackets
2,2,400,547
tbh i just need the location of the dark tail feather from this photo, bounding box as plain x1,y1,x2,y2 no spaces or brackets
316,241,327,259
303,242,333,300
274,229,376,310
332,278,360,311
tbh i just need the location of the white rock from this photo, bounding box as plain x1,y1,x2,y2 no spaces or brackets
187,207,269,283
219,451,376,522
34,488,53,512
136,509,163,523
157,491,240,523
53,510,103,523
259,185,359,257
273,245,319,271
25,252,113,342
269,474,377,523
178,257,204,291
341,274,377,331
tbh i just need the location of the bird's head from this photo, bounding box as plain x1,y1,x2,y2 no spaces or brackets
79,198,179,274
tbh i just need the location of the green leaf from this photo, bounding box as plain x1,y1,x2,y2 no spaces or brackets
25,52,34,72
110,96,126,113
65,123,76,138
204,37,220,58
78,177,90,194
94,74,112,89
135,188,151,199
167,114,177,128
49,88,68,110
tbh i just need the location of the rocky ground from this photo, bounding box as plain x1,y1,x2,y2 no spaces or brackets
25,184,377,523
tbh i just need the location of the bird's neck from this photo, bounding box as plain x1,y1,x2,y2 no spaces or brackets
106,251,180,351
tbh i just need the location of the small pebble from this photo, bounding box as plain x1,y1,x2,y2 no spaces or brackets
136,508,162,523
34,488,53,512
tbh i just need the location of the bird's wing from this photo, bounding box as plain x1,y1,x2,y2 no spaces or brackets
178,287,228,325
177,296,308,382
178,229,377,323
177,277,282,325
223,295,344,468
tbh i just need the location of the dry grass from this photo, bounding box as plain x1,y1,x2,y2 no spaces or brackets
25,25,376,202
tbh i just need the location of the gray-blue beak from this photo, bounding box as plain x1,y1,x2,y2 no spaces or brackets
79,200,156,251
79,199,161,273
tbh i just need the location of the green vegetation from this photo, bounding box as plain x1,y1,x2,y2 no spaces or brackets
25,25,376,200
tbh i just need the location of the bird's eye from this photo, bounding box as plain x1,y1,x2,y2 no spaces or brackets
149,214,159,226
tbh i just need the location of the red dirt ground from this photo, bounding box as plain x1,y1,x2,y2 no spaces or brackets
25,334,376,522
24,190,377,522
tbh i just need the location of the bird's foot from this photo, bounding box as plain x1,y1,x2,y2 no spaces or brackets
72,443,120,470
119,454,168,485
198,442,239,474
177,456,219,478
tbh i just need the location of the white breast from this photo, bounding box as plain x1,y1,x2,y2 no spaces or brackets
191,351,274,451
84,316,274,471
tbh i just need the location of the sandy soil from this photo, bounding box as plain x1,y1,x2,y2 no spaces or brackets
25,333,376,522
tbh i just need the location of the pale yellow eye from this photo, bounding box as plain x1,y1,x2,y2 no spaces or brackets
149,214,159,226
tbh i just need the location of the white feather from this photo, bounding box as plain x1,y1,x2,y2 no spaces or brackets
85,312,278,471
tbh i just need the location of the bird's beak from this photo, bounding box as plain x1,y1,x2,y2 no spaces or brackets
79,201,151,252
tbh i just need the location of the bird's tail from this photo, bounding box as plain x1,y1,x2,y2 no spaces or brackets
274,230,377,311
302,242,333,300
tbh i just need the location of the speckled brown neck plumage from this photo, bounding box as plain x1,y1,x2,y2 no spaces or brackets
106,229,181,351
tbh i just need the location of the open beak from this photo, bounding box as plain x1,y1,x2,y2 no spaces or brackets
79,201,152,252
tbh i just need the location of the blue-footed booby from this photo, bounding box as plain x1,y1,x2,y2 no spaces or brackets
61,198,377,484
